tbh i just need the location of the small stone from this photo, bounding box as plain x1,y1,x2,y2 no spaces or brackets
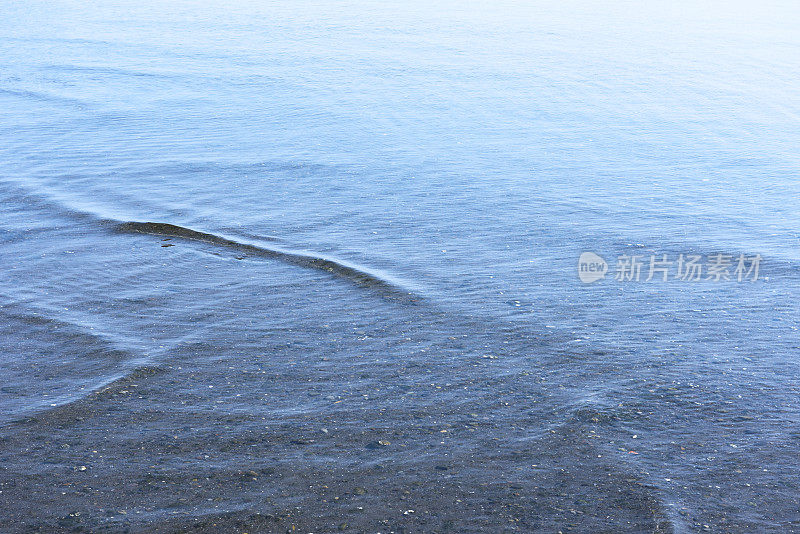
353,487,367,495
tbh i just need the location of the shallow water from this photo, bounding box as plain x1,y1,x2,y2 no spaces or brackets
1,0,800,531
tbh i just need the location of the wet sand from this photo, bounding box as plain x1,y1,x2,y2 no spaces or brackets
0,363,672,533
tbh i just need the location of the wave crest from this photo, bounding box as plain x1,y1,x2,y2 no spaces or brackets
115,221,419,300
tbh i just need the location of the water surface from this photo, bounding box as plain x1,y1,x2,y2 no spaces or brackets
1,0,800,531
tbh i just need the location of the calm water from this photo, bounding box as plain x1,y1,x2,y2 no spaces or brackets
1,0,800,531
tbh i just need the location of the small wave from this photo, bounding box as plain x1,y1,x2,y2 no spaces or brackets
115,221,420,300
0,302,158,424
0,87,88,109
6,364,167,427
0,180,131,226
0,305,135,355
0,182,421,300
41,63,180,80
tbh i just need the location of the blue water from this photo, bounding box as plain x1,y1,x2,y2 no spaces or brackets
1,0,799,531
